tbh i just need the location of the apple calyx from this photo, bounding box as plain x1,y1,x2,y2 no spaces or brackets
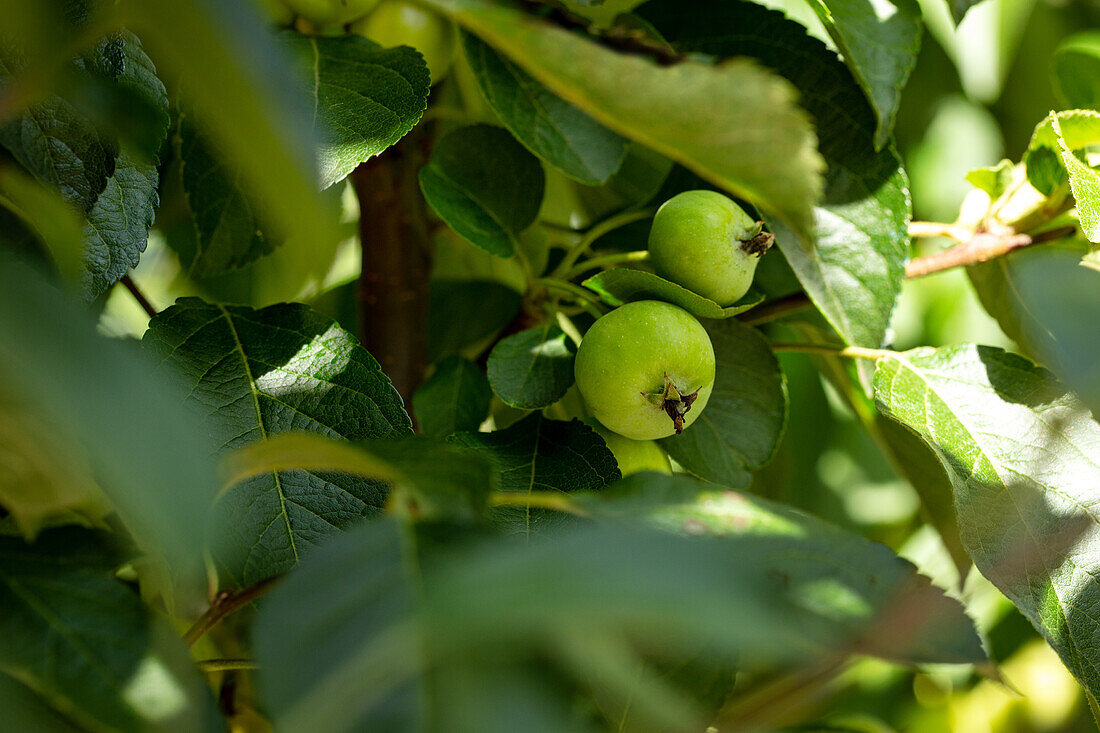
641,374,701,435
739,221,774,257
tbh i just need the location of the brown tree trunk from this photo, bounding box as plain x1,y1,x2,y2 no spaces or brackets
351,126,434,409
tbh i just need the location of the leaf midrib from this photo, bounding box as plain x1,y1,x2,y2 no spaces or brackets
217,305,300,567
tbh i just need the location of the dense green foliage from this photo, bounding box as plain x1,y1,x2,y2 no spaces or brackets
1,0,1099,730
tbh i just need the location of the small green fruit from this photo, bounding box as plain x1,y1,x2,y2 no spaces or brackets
574,300,715,441
647,190,772,306
350,1,455,84
280,0,381,25
586,419,672,476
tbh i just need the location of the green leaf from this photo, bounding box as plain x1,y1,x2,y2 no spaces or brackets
584,473,988,666
1024,109,1100,196
1052,31,1100,110
82,151,160,297
0,198,43,260
124,0,343,254
968,241,1087,369
965,159,1015,199
282,31,430,189
873,344,1100,696
0,167,85,286
875,415,970,578
176,114,277,275
970,242,1100,419
574,142,673,222
0,386,109,540
638,0,909,353
255,517,854,733
0,57,116,215
413,356,492,438
421,0,824,237
0,675,82,733
487,323,576,410
79,32,169,299
657,319,786,487
0,31,169,299
254,518,422,733
419,124,545,257
1051,114,1100,243
427,280,523,361
582,268,764,319
449,414,620,535
172,27,422,276
224,433,495,522
143,297,413,586
461,32,627,185
0,255,219,604
803,0,922,149
0,528,221,732
380,439,497,521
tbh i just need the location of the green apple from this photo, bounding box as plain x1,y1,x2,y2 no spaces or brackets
350,1,455,84
647,190,772,306
574,300,715,440
280,0,382,24
586,419,672,475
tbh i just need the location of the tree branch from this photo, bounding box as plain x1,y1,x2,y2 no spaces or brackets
738,224,1078,326
352,125,435,405
904,225,1075,279
120,274,157,319
183,576,281,647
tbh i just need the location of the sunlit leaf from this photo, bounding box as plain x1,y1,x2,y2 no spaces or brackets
144,297,412,586
875,344,1100,697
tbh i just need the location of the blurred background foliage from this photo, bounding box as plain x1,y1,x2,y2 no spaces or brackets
91,0,1100,729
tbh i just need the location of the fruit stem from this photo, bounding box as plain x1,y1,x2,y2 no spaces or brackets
532,278,608,319
550,208,655,278
565,250,649,279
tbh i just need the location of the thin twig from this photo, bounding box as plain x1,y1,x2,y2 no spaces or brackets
907,221,972,242
532,278,608,314
737,224,1077,327
183,576,282,647
769,342,893,361
120,274,158,319
551,209,655,278
905,225,1076,279
565,250,649,279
